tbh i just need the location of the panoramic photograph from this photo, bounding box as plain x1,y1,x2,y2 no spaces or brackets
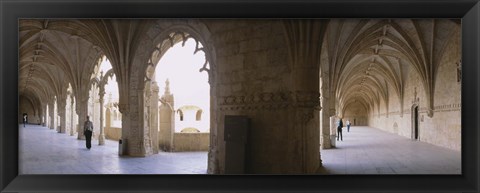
18,19,461,175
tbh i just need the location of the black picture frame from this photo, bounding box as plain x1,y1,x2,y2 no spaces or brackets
1,0,479,192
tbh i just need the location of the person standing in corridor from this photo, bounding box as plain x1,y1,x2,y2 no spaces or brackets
337,118,343,141
84,116,94,150
346,120,351,132
23,114,27,127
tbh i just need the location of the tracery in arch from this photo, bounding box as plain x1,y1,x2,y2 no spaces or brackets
88,55,121,140
146,31,211,134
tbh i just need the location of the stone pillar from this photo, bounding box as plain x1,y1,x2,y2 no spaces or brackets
48,101,54,130
320,95,331,149
57,108,66,133
70,97,75,136
283,19,327,173
98,92,105,145
150,81,159,154
330,116,337,136
320,66,331,149
292,93,321,173
142,83,153,155
42,105,47,127
57,98,67,133
76,98,88,140
118,103,129,155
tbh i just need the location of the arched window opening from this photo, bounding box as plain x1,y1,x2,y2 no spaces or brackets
178,110,184,121
88,55,122,142
154,35,210,133
148,31,212,154
196,110,202,121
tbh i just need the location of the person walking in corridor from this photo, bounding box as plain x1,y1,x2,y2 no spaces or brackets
346,120,351,132
84,116,94,150
337,118,343,141
23,114,27,127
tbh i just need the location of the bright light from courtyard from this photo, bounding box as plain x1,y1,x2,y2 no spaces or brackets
156,38,210,133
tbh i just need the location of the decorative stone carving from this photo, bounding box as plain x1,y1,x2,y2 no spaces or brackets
433,103,461,112
118,104,129,115
219,91,320,111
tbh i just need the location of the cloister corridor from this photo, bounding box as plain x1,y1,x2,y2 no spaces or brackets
20,124,460,175
19,124,208,174
17,19,462,174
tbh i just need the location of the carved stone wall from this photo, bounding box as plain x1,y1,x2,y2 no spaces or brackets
209,20,323,174
368,30,461,151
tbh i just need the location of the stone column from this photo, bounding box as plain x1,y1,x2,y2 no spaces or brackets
48,101,54,130
70,97,75,136
330,116,337,136
118,103,130,155
57,98,67,133
283,19,327,173
150,81,159,154
320,66,331,149
98,88,106,145
76,98,88,140
142,83,153,155
320,95,331,149
42,105,47,127
57,108,66,133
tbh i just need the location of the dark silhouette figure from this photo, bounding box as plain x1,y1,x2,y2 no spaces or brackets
84,116,94,149
337,118,343,141
23,114,27,127
346,120,351,132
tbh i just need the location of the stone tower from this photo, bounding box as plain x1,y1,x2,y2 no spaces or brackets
159,79,175,151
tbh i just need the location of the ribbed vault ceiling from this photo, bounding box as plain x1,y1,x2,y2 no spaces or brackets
324,19,459,116
19,19,460,117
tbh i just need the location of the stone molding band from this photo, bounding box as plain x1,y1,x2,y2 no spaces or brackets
433,104,461,112
219,91,320,111
374,103,461,116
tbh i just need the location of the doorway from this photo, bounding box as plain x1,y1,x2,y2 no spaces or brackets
413,105,419,140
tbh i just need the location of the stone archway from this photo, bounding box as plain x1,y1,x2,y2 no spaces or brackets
146,30,212,158
129,20,218,172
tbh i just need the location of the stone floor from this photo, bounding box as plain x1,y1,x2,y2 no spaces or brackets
19,124,207,174
19,125,461,174
320,126,461,174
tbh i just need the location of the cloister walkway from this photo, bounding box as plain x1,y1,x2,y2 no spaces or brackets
320,126,461,174
19,124,207,174
20,125,461,174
